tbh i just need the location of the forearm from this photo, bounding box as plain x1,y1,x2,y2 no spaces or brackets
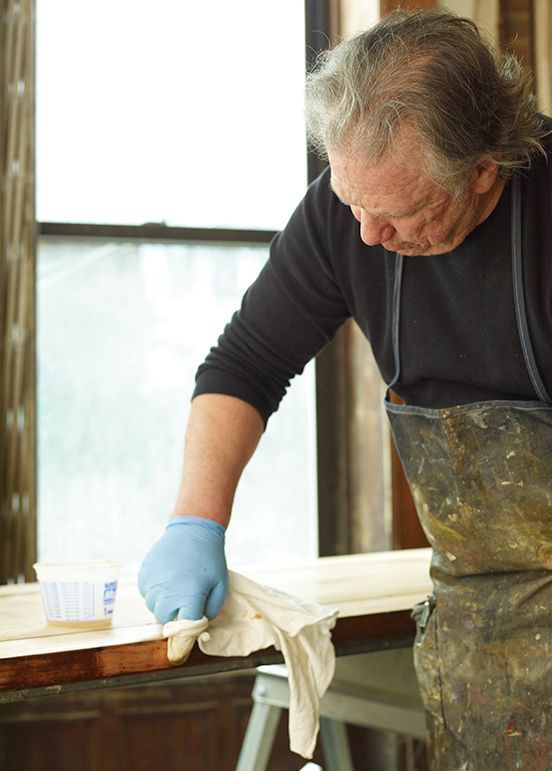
171,393,264,528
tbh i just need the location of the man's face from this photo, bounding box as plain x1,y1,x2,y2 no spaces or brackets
328,136,503,257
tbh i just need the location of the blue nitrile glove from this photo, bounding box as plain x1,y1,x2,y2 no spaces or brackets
138,516,228,624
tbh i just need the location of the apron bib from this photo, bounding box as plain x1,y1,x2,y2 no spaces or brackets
385,177,552,770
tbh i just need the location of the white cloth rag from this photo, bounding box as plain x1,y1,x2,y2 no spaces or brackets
162,570,338,758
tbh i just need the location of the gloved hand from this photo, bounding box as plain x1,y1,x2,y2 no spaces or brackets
138,516,228,624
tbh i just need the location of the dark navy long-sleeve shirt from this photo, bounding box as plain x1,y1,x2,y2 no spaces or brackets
194,128,552,426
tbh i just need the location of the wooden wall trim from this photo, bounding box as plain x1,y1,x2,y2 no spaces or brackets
380,0,435,16
0,0,37,583
499,0,535,74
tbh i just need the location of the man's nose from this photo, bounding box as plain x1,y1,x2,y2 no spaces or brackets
358,212,395,246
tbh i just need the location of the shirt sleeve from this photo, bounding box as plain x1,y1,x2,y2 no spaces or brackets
193,168,351,426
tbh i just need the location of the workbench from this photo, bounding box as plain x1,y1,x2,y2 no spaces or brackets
0,548,432,704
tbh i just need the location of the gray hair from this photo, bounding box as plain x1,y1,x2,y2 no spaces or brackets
305,9,547,196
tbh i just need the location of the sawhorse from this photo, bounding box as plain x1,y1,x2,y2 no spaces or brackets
236,648,426,771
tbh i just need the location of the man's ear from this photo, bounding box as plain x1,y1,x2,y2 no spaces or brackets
473,157,500,194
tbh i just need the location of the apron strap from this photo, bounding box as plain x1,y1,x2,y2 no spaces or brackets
511,175,552,403
385,176,551,404
386,251,404,393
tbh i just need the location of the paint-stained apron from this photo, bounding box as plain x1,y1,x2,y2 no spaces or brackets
385,177,552,770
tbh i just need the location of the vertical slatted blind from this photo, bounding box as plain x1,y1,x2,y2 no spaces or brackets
0,0,36,583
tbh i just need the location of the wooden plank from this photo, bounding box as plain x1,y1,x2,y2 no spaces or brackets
0,549,432,695
0,612,418,697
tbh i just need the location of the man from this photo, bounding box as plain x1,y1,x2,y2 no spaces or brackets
139,9,552,769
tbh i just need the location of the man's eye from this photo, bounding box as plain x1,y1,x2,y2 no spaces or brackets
391,212,416,220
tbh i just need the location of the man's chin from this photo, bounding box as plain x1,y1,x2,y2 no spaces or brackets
384,240,427,255
386,241,457,257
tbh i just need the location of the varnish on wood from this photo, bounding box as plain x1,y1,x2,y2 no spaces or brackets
0,549,432,696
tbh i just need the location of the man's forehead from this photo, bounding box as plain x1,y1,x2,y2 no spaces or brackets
329,164,431,217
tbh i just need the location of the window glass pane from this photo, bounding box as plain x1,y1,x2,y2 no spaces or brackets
37,238,318,572
36,1,307,230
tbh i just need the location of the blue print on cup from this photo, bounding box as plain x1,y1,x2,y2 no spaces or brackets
103,580,118,616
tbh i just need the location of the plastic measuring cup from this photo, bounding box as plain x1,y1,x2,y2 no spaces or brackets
33,560,122,628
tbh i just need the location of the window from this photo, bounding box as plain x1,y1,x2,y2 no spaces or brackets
36,1,307,231
36,1,317,573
